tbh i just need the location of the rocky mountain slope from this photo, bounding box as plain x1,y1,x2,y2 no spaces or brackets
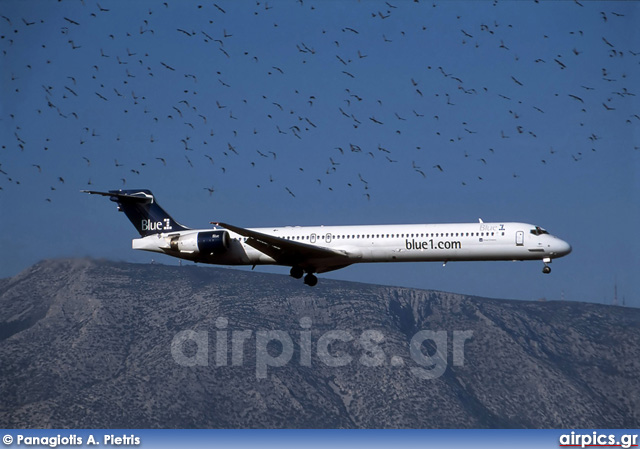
0,259,637,428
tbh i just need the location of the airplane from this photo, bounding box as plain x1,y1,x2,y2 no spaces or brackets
83,189,572,287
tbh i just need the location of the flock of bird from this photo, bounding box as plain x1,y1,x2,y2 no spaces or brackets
0,0,637,205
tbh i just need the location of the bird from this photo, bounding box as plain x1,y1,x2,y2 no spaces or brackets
568,94,584,103
554,59,566,69
64,17,80,26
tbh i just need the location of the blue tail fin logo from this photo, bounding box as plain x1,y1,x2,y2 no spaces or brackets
83,189,189,236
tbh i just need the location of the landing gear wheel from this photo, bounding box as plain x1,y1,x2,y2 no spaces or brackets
290,266,304,279
542,265,551,274
304,273,318,287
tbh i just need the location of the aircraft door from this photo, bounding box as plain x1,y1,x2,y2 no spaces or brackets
516,230,524,246
326,233,332,243
310,233,316,243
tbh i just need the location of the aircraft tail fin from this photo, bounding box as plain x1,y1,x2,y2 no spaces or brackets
83,189,189,236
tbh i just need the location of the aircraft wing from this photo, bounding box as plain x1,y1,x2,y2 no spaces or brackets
212,222,351,270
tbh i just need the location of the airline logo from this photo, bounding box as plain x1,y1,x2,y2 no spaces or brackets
405,239,462,250
141,218,172,232
480,224,505,232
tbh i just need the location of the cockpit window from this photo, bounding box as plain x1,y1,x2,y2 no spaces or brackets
530,226,549,236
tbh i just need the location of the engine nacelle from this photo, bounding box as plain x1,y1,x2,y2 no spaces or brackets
170,230,230,255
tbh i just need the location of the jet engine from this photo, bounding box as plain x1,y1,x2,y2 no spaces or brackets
170,230,230,255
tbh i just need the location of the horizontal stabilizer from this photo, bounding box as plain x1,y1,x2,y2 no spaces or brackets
81,190,153,203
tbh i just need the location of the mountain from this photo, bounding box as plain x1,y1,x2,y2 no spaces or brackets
0,258,638,428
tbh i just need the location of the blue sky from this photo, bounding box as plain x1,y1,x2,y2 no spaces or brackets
1,0,638,306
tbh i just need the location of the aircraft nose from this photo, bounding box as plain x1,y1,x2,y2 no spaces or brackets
556,239,572,257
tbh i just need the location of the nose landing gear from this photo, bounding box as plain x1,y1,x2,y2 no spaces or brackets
542,257,552,274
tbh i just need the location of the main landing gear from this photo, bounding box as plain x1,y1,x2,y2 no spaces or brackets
542,257,552,274
290,266,304,279
290,266,318,286
304,274,318,287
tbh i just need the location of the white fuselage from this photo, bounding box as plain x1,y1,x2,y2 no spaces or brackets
132,221,572,269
